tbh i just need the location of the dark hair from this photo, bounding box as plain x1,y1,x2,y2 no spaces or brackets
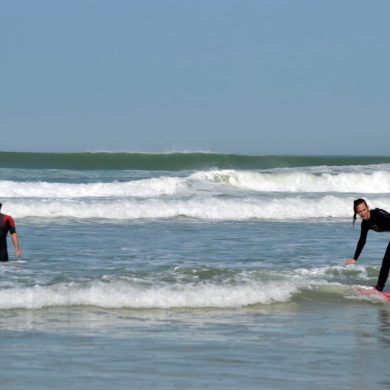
353,198,368,226
0,202,2,209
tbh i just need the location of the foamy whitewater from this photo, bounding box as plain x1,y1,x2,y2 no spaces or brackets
2,163,390,221
1,154,390,389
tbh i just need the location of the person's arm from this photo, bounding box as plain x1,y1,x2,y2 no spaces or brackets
345,222,368,265
11,232,21,258
5,215,21,259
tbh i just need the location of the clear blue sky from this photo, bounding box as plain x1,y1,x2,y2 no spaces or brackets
1,0,389,155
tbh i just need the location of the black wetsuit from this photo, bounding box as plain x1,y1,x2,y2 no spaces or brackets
0,213,16,261
353,208,390,291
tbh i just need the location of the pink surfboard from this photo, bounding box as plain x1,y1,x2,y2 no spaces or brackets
355,286,390,301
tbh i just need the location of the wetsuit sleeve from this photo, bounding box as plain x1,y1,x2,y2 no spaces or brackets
4,216,16,235
353,221,368,261
377,208,390,231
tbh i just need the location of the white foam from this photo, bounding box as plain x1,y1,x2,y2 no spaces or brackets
292,264,371,281
5,195,390,220
193,169,390,193
0,280,299,309
2,165,390,221
0,177,185,198
2,167,390,202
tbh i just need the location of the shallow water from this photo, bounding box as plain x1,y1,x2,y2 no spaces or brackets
0,220,390,389
1,157,390,388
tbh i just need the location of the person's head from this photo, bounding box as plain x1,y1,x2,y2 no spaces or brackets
0,202,2,211
353,198,370,225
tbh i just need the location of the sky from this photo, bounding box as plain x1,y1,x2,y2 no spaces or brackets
1,0,389,155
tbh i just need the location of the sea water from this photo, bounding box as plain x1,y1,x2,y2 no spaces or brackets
1,153,390,389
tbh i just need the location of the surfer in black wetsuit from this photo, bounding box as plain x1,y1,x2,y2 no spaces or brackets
0,203,21,261
345,199,390,291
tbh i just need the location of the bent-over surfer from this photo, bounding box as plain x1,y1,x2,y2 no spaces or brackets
345,199,390,291
0,202,21,261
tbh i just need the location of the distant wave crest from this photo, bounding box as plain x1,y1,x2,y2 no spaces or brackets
1,151,390,170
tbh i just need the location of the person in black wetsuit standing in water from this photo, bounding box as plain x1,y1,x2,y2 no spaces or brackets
345,198,390,291
0,202,21,261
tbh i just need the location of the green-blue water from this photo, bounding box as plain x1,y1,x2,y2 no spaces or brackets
1,151,390,170
1,153,390,389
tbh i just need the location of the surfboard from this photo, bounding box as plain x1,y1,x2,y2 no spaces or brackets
354,286,390,301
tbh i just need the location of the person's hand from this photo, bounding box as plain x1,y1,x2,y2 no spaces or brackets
345,258,356,265
15,249,21,258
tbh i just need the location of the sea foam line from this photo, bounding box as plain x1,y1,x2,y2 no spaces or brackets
0,280,299,309
1,168,390,199
193,169,390,193
0,177,184,198
5,195,390,220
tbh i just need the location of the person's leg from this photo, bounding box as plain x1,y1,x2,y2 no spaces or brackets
375,242,390,291
0,249,8,261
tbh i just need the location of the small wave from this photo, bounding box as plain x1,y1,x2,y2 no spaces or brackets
0,263,383,310
0,280,299,310
0,177,185,198
2,166,390,202
5,195,390,221
0,195,352,220
193,169,390,193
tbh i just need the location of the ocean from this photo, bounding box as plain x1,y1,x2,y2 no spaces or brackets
1,152,390,389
